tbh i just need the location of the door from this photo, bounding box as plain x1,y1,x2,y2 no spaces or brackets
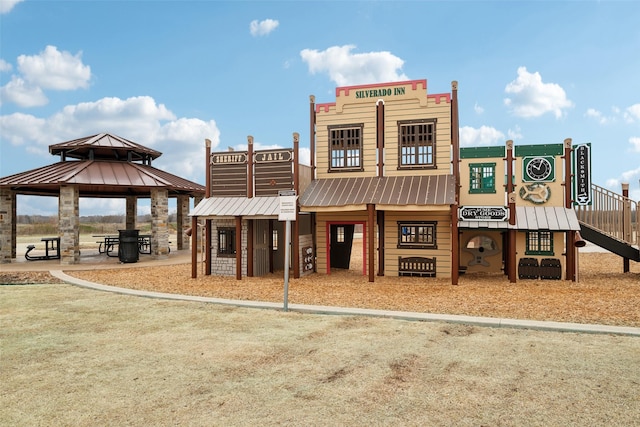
254,220,270,276
330,224,354,269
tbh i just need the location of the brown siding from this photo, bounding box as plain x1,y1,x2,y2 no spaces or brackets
384,211,452,277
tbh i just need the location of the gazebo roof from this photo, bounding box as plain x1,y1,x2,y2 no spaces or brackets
49,133,162,162
0,133,204,197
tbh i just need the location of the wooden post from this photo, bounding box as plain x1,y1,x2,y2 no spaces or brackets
236,216,242,280
376,100,385,178
293,132,301,279
205,139,212,276
368,204,375,283
247,219,254,277
622,182,630,273
191,215,198,279
377,210,385,276
563,138,575,281
247,136,254,199
450,81,460,285
309,95,316,180
506,140,517,283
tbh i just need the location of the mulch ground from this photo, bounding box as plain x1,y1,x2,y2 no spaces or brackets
2,252,638,327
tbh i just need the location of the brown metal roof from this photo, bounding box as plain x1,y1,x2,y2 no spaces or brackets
49,133,162,161
299,175,455,210
0,160,204,197
458,206,580,231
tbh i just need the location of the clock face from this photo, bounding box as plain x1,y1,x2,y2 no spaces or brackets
525,156,553,181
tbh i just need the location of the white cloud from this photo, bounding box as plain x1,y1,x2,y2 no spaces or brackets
1,45,92,107
473,102,484,114
459,125,505,147
0,95,220,184
0,0,24,14
0,76,48,107
18,45,91,90
504,66,573,119
250,19,279,37
625,104,640,123
585,108,609,124
507,125,523,140
630,136,640,153
606,167,640,186
0,59,12,72
300,45,408,86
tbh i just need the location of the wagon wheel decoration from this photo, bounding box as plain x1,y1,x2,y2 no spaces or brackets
519,183,551,204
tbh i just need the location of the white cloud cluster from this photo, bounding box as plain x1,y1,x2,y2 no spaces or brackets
0,0,24,14
250,19,279,37
630,137,640,153
459,125,505,147
0,45,91,107
0,95,220,182
300,45,408,86
625,104,640,123
504,66,573,119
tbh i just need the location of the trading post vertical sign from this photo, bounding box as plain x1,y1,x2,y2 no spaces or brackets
573,143,592,206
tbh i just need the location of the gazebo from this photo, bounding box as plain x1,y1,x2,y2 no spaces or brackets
0,133,205,264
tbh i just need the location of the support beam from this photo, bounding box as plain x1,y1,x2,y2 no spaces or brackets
191,215,198,278
235,216,242,280
367,204,375,283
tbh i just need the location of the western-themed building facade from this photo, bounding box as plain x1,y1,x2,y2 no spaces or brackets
300,79,459,282
300,79,582,284
190,78,608,284
190,134,313,279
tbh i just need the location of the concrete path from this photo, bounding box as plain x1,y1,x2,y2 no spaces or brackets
50,270,640,338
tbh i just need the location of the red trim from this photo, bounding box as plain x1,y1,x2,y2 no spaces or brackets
427,93,451,104
316,103,335,113
325,221,367,276
336,79,427,97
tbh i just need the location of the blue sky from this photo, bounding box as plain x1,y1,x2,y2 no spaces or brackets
1,0,639,216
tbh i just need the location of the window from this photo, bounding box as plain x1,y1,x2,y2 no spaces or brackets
398,119,436,169
329,124,363,171
336,226,345,243
272,229,278,251
526,231,553,255
397,221,437,249
469,162,496,194
217,227,236,257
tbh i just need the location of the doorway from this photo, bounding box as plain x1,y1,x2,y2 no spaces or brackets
326,221,366,275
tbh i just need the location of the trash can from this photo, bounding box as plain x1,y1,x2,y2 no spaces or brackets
118,229,139,263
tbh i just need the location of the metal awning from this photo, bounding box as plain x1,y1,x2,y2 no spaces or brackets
299,175,455,211
458,206,581,231
190,196,281,218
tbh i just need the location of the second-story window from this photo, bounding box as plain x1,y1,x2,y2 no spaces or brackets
469,162,496,194
329,124,363,172
398,119,436,169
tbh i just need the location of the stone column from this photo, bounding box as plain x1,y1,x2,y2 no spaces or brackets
151,188,169,259
126,196,137,230
176,195,190,250
59,184,80,264
0,188,16,263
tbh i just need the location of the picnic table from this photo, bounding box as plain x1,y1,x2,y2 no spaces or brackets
25,237,61,261
93,234,164,257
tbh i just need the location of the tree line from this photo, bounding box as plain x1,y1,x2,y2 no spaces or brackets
18,213,178,224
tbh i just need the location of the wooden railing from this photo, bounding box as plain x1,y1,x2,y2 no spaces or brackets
575,184,638,247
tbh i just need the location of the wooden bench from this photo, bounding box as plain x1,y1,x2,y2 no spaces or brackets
398,256,436,277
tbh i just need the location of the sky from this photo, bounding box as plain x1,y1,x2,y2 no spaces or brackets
1,0,639,216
